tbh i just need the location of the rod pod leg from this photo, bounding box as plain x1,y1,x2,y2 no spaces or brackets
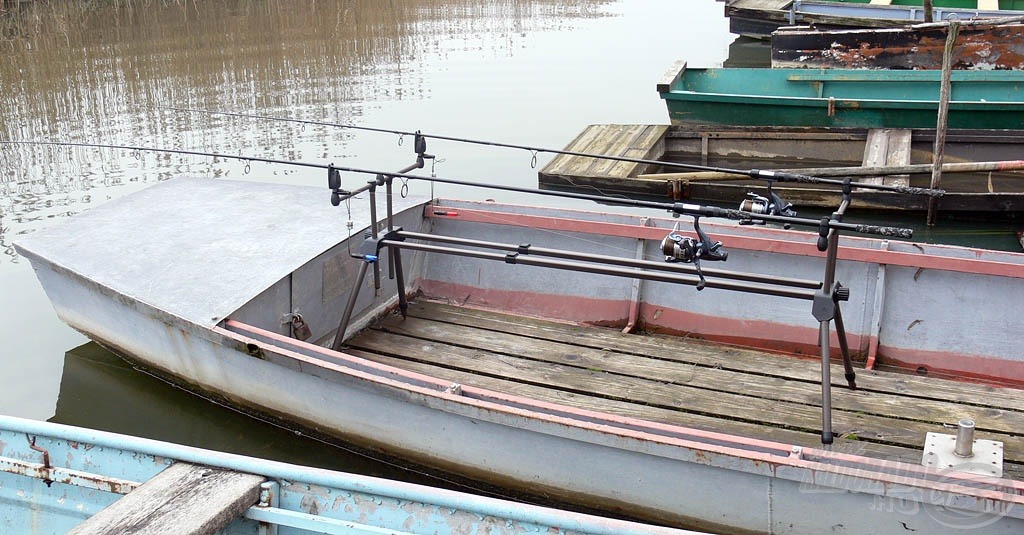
392,246,409,318
331,260,371,351
833,304,856,389
818,320,834,445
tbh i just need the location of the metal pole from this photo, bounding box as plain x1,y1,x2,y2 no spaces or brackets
368,182,382,292
388,241,819,300
397,231,822,290
332,261,370,351
833,304,856,389
819,322,834,444
392,247,409,318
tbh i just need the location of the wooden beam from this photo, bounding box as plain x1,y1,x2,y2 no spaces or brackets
68,462,264,535
860,129,911,187
656,60,686,93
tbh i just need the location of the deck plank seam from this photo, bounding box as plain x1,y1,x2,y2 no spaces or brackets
405,300,1024,408
402,306,1024,415
357,324,1024,450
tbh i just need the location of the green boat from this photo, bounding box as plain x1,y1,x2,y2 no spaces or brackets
657,60,1024,129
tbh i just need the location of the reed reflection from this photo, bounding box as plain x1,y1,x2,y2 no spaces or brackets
0,0,609,264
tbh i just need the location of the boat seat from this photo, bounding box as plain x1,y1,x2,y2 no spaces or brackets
869,0,893,5
978,0,1000,10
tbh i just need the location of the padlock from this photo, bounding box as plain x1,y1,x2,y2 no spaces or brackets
290,313,312,341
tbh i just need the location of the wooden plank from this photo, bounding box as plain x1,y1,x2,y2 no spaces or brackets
605,124,669,178
656,60,686,93
350,305,1015,459
376,313,1024,438
870,0,893,5
860,129,911,187
541,125,607,177
346,348,924,463
563,125,632,177
407,301,1024,412
578,125,640,177
68,462,264,535
540,125,668,180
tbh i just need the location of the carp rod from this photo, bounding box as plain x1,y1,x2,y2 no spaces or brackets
0,139,913,239
158,105,943,198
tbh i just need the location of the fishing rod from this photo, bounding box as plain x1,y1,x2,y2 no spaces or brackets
0,139,912,239
157,105,943,197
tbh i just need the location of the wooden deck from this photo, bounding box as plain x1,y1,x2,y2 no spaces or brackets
346,299,1024,480
539,124,667,194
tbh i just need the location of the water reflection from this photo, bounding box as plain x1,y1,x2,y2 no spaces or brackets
0,0,611,264
53,341,461,487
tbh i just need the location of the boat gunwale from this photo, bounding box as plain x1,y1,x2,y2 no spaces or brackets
0,415,685,535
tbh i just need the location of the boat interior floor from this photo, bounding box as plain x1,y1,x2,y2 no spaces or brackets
344,299,1024,480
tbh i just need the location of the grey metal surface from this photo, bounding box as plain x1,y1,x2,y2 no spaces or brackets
923,431,1004,478
14,177,425,327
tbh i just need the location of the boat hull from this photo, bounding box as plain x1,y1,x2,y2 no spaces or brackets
771,23,1024,70
658,61,1024,129
0,416,685,535
15,179,1024,533
725,0,1024,39
538,124,1024,216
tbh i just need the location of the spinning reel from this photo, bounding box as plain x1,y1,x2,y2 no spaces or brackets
738,182,796,227
660,217,728,290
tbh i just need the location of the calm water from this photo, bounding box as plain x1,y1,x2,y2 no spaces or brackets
0,0,734,495
1,0,1019,508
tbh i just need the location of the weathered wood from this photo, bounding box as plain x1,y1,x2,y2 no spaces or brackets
539,124,667,182
772,23,1024,70
346,300,1024,476
656,60,687,93
407,301,1024,412
639,160,1024,180
929,21,960,225
68,462,264,535
860,129,911,187
375,316,1024,438
347,348,923,464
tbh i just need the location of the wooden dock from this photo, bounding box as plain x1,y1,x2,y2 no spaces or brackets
347,299,1024,480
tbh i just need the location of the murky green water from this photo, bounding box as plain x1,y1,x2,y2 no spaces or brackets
0,0,733,493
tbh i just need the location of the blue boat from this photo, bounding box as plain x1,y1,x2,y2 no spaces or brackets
0,415,691,534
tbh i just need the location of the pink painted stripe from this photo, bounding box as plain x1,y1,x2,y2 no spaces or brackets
219,320,1024,499
426,206,1024,279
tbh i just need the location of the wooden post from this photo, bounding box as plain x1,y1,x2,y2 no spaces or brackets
923,0,934,23
927,21,959,226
